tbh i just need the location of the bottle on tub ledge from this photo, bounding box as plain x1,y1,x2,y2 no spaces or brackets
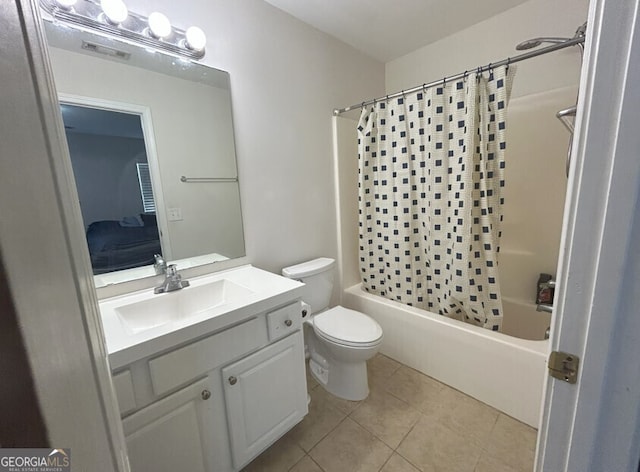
536,273,556,313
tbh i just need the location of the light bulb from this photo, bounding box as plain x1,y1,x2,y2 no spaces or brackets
101,0,128,25
148,12,172,39
185,26,206,52
54,0,77,9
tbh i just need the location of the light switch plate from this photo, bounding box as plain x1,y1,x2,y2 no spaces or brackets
167,208,183,221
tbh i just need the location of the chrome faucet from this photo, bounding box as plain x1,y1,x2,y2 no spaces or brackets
154,264,190,294
153,254,167,275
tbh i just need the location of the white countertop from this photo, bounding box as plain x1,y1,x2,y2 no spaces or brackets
99,265,304,369
93,252,230,288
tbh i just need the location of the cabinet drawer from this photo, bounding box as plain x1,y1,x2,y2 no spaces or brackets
112,370,137,415
149,317,265,396
266,302,301,341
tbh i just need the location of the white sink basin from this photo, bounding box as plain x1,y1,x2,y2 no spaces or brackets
115,279,254,334
98,265,305,369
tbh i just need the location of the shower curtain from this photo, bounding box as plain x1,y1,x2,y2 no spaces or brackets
357,65,515,331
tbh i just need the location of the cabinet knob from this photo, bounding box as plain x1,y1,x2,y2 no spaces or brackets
201,389,211,400
228,376,237,386
284,319,293,327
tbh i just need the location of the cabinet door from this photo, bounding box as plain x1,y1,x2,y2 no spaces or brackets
222,331,307,469
122,377,215,472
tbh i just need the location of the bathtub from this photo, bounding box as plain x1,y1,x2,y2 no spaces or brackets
342,284,548,427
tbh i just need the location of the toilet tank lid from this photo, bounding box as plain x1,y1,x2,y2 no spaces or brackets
282,257,335,278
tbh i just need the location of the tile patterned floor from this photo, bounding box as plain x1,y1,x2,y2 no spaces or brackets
242,354,537,472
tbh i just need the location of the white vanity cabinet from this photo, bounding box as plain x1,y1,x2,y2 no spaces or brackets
109,297,308,472
223,331,307,468
122,377,216,472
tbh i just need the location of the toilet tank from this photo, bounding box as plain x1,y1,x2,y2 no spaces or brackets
282,258,335,314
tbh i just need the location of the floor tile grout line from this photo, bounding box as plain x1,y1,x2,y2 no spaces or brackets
478,412,502,453
397,452,425,472
380,382,445,412
287,453,327,472
392,412,423,452
348,398,423,452
286,453,307,472
470,447,484,472
308,454,327,472
346,410,398,451
377,451,394,472
304,413,350,456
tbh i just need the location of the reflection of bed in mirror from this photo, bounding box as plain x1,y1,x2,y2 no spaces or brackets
86,214,161,274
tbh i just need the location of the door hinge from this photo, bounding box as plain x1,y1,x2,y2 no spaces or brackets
548,351,579,384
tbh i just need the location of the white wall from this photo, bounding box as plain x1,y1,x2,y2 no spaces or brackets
380,0,588,338
386,0,589,99
118,0,385,279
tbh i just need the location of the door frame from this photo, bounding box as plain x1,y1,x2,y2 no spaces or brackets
537,0,640,470
1,1,128,470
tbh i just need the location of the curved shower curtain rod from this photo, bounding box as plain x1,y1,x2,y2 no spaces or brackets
333,35,585,116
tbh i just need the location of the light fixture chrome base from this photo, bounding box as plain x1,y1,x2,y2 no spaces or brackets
39,0,205,60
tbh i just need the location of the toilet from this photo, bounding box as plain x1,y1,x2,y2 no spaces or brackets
282,257,383,401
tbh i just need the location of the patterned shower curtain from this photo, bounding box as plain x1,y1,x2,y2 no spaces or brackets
357,65,515,331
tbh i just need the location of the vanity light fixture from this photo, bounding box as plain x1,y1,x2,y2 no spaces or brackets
39,0,206,59
54,0,77,10
147,12,172,39
100,0,127,25
185,26,207,52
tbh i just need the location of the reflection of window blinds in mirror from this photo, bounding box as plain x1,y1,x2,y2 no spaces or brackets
136,163,156,213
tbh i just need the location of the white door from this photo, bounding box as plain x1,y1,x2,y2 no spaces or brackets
537,0,640,471
122,377,216,472
222,332,308,470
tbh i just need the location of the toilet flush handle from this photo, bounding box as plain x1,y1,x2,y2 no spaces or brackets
285,319,293,327
301,301,311,318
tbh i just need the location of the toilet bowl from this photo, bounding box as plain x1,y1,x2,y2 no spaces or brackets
282,258,383,401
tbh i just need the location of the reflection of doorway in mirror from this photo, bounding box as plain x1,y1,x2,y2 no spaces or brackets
60,98,171,274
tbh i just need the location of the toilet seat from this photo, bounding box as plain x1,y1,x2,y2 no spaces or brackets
312,306,383,348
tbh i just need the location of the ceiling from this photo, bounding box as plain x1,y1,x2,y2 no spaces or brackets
263,0,529,62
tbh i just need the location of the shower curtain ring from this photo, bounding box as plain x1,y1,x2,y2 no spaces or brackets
506,57,511,71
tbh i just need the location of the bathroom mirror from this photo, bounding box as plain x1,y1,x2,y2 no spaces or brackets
42,20,245,287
